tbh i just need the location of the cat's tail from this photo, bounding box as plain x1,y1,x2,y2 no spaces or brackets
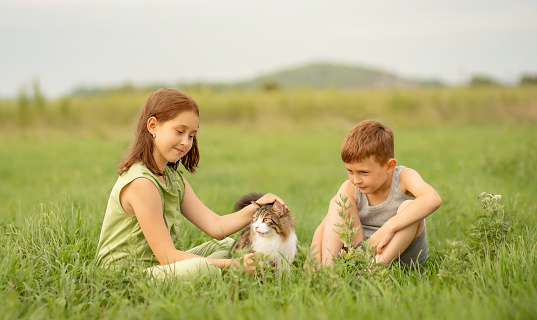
233,192,264,211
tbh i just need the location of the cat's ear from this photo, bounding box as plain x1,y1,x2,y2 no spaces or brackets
251,201,261,209
272,201,286,216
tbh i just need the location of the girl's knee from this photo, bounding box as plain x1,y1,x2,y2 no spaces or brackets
219,237,235,250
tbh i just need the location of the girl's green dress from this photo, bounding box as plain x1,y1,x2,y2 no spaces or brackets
96,162,232,280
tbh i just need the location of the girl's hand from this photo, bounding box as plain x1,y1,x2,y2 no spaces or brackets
255,193,289,212
232,253,258,272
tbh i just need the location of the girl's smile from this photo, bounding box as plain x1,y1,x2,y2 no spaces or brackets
150,111,199,172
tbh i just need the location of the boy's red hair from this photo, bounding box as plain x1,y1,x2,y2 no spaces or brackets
341,120,394,165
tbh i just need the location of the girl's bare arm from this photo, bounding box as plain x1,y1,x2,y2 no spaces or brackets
180,177,288,240
121,177,256,269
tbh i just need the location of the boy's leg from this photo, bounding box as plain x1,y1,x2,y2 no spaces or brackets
320,195,363,267
374,200,424,265
310,218,326,265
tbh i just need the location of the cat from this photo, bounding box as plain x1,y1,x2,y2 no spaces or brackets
231,192,297,271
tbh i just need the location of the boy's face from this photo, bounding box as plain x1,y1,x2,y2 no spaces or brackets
345,156,395,195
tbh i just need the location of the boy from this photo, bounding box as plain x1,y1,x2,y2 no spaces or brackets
310,120,441,266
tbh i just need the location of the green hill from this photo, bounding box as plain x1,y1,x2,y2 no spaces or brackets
233,62,440,90
69,62,443,96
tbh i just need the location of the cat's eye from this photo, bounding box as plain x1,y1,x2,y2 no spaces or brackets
263,218,271,223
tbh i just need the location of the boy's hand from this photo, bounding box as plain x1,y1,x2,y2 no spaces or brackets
369,222,396,254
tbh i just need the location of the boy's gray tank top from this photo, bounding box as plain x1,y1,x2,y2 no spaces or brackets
354,166,415,239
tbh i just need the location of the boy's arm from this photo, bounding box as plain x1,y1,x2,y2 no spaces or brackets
370,168,442,254
320,180,362,266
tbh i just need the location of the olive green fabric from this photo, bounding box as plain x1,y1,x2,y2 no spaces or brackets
95,162,184,268
144,238,234,281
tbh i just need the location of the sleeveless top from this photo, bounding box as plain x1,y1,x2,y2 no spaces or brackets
95,162,185,268
354,166,415,239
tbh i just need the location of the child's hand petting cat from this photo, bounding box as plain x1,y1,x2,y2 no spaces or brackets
255,193,290,213
232,252,259,272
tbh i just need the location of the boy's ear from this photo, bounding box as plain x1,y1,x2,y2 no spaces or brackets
386,158,397,172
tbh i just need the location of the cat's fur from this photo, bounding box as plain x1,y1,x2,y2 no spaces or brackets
232,193,297,270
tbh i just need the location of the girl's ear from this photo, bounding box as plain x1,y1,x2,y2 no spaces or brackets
147,117,158,136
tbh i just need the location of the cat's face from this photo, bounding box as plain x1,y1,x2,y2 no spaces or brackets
250,201,292,238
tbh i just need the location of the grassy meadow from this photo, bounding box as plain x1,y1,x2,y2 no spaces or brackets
0,87,536,319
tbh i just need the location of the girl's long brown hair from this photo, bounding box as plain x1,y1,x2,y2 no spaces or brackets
118,88,200,176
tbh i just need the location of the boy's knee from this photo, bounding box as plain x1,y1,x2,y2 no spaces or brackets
397,200,425,236
330,194,340,203
397,200,413,214
318,218,327,230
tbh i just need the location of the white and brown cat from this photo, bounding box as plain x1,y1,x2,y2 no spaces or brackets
232,193,297,271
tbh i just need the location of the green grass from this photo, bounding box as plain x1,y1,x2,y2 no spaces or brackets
0,87,536,319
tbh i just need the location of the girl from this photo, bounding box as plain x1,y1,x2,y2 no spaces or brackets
96,88,287,280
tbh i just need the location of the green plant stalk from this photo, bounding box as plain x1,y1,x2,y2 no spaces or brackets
333,194,360,260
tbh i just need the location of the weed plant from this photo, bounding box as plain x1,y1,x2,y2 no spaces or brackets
330,194,384,278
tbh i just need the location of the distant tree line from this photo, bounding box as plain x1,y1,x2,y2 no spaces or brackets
19,72,537,102
468,74,537,87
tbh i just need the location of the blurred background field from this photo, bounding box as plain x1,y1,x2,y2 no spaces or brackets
1,85,536,247
0,86,536,318
2,85,537,136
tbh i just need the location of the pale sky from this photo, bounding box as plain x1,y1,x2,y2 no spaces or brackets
1,0,536,98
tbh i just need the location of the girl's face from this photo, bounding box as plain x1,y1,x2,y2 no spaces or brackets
149,111,199,171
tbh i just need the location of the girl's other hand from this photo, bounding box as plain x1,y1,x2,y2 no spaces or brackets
232,252,258,272
256,193,289,212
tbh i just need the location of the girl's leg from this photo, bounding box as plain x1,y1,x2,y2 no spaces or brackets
374,200,425,265
145,238,234,281
145,258,220,281
187,237,234,259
